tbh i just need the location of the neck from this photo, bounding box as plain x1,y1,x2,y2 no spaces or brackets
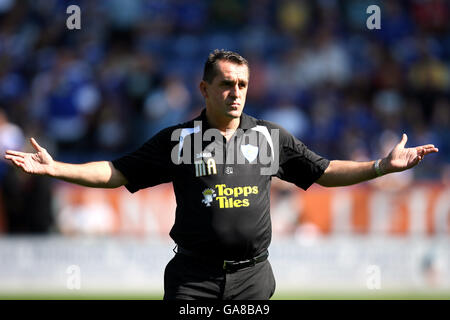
205,108,240,139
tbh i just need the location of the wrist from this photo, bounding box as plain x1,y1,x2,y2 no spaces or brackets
45,161,56,177
377,157,392,176
380,157,392,175
374,158,385,177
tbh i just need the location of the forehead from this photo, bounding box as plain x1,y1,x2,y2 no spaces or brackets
214,60,249,82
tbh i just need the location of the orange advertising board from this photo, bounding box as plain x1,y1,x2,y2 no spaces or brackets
48,181,449,237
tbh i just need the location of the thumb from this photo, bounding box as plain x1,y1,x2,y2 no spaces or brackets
398,133,408,148
30,137,43,152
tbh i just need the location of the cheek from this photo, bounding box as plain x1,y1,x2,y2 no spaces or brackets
240,89,247,100
211,88,226,99
221,91,230,100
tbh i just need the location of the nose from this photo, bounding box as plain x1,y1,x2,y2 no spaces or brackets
230,84,240,99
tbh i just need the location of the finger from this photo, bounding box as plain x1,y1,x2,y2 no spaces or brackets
422,148,439,155
30,137,43,152
5,155,25,163
415,145,437,155
5,150,27,157
418,145,439,151
399,133,408,148
11,158,25,169
415,144,435,150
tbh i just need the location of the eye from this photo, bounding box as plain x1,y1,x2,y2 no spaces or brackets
221,81,234,87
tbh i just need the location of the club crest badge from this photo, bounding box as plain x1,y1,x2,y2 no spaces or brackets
240,144,258,163
201,188,216,207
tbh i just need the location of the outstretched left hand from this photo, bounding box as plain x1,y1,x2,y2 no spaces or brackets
382,133,439,174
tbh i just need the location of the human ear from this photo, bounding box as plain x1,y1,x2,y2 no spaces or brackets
199,81,208,99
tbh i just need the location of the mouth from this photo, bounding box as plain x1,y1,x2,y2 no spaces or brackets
228,102,240,109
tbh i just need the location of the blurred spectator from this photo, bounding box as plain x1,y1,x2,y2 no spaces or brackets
261,99,309,139
430,98,450,161
411,0,449,34
94,102,127,153
0,108,24,179
375,1,414,46
276,0,311,36
0,109,54,233
408,51,449,91
143,74,191,138
293,27,351,88
373,89,404,132
209,0,245,30
30,50,101,153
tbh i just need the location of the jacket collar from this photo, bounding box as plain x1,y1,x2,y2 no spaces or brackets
196,108,256,130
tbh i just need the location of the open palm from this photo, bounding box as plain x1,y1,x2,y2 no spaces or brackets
4,138,54,175
385,134,438,173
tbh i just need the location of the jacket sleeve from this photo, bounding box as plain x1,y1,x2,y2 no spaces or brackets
275,125,330,190
112,127,174,193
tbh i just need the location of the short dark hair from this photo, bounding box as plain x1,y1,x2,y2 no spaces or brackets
202,49,249,83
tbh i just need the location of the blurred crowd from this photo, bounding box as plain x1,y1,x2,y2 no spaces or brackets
0,0,449,232
0,0,448,173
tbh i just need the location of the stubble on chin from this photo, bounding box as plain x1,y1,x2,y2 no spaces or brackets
226,107,243,119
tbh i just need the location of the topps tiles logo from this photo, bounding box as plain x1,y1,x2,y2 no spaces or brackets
202,184,259,209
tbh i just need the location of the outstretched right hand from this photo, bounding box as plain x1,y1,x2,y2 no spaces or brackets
4,137,54,175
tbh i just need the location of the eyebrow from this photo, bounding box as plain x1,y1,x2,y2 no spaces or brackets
220,79,248,86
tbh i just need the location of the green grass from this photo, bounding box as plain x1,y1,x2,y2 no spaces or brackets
271,290,450,300
0,292,163,300
1,290,449,300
